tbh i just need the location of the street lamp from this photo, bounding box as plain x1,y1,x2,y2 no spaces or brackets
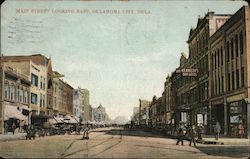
244,98,250,159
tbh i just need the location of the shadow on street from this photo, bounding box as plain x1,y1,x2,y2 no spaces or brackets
196,145,248,158
100,128,249,158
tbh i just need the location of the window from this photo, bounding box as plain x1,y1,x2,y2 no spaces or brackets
221,46,223,66
218,48,220,68
31,73,38,87
31,93,38,105
232,71,235,90
240,31,243,55
227,73,230,91
236,69,239,89
231,39,234,60
4,82,9,99
43,94,45,107
241,67,244,87
40,76,43,89
43,78,45,90
24,90,28,104
235,34,238,57
19,88,23,103
40,93,43,107
10,83,15,100
227,41,230,62
215,52,217,69
221,76,224,93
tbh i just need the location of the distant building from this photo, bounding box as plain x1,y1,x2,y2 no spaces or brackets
93,104,106,124
139,99,151,127
131,107,139,126
81,88,91,123
73,88,84,120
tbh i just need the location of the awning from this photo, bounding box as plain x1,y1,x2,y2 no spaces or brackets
48,117,64,124
4,104,27,121
64,115,77,124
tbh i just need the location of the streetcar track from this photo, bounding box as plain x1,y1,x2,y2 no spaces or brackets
59,131,107,158
90,138,122,158
61,135,116,158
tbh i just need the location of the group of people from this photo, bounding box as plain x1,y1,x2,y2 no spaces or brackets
176,122,220,146
4,120,28,134
176,125,198,146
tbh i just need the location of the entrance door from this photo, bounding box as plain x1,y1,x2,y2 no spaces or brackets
211,105,224,134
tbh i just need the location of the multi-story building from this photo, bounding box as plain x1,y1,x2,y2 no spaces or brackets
1,54,51,125
176,11,232,132
163,75,176,125
139,99,151,127
81,88,91,123
0,62,30,134
209,6,249,136
149,96,161,128
52,76,73,117
73,88,84,120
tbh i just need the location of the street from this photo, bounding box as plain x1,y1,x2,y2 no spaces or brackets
0,128,248,158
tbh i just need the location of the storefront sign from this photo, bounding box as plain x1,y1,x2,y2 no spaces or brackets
176,68,198,77
226,93,245,103
211,98,224,105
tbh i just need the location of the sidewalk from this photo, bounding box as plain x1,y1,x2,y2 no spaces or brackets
0,132,27,142
202,135,249,145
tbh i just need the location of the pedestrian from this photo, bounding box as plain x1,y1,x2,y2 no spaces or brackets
176,127,184,145
12,122,16,135
82,124,90,140
238,122,244,138
189,125,196,146
214,122,221,140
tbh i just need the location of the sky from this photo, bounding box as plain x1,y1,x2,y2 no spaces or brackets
1,0,248,120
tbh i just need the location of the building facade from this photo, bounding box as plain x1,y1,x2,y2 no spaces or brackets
209,6,249,137
93,104,106,124
139,99,151,127
0,63,31,134
73,88,84,119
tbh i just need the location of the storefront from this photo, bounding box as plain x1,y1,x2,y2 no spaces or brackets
227,100,247,137
4,103,28,133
